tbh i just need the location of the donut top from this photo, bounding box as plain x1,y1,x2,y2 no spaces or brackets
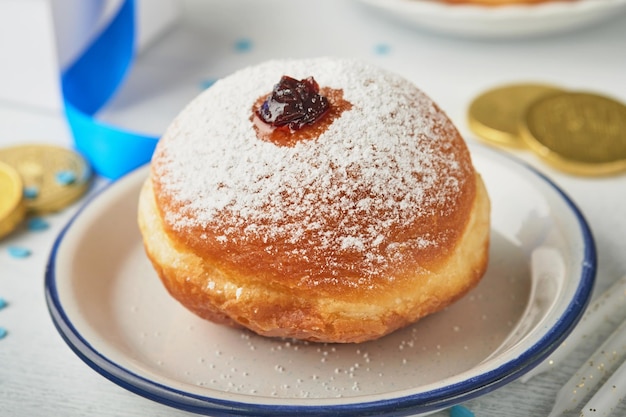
151,58,476,291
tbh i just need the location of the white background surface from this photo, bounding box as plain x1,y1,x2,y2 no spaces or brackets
1,0,626,416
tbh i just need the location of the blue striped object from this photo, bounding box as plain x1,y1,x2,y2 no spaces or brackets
60,0,158,179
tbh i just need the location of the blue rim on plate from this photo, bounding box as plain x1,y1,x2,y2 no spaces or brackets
44,145,596,416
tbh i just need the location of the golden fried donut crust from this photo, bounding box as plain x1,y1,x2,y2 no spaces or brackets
139,58,491,342
139,174,489,343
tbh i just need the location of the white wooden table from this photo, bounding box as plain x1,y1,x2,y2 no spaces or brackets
1,1,626,416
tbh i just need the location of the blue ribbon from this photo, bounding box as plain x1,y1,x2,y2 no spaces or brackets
61,0,158,179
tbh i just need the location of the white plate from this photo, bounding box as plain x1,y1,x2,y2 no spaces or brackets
357,0,626,38
45,145,595,416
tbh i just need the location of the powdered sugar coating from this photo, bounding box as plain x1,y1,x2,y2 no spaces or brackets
152,58,474,283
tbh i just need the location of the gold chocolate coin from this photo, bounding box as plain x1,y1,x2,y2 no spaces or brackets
468,83,564,148
0,161,26,238
0,144,92,214
521,92,626,176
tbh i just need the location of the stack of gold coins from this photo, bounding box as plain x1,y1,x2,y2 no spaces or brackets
0,144,91,238
468,83,626,176
0,161,26,239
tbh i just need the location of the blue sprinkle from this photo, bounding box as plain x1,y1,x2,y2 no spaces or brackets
450,404,475,417
200,78,217,90
0,327,7,339
0,298,6,309
234,38,253,52
55,170,77,185
7,246,31,258
374,43,391,55
27,217,50,231
23,186,39,199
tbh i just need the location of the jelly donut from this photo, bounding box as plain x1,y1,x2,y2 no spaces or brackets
138,58,490,343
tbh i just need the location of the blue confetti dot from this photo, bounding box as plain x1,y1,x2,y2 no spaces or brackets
27,217,50,231
23,186,39,199
7,246,32,258
234,38,253,52
200,78,217,90
374,43,391,55
0,327,7,339
450,404,475,417
0,298,7,310
55,170,77,185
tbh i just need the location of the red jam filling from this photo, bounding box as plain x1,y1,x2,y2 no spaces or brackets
257,76,330,131
252,76,352,147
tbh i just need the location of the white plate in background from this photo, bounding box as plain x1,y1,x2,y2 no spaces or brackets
357,0,626,38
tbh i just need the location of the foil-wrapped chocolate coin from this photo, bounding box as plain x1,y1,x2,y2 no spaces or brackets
521,92,626,176
0,144,92,214
0,161,26,238
468,83,564,148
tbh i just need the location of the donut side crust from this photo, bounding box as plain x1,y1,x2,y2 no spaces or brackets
138,173,490,343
